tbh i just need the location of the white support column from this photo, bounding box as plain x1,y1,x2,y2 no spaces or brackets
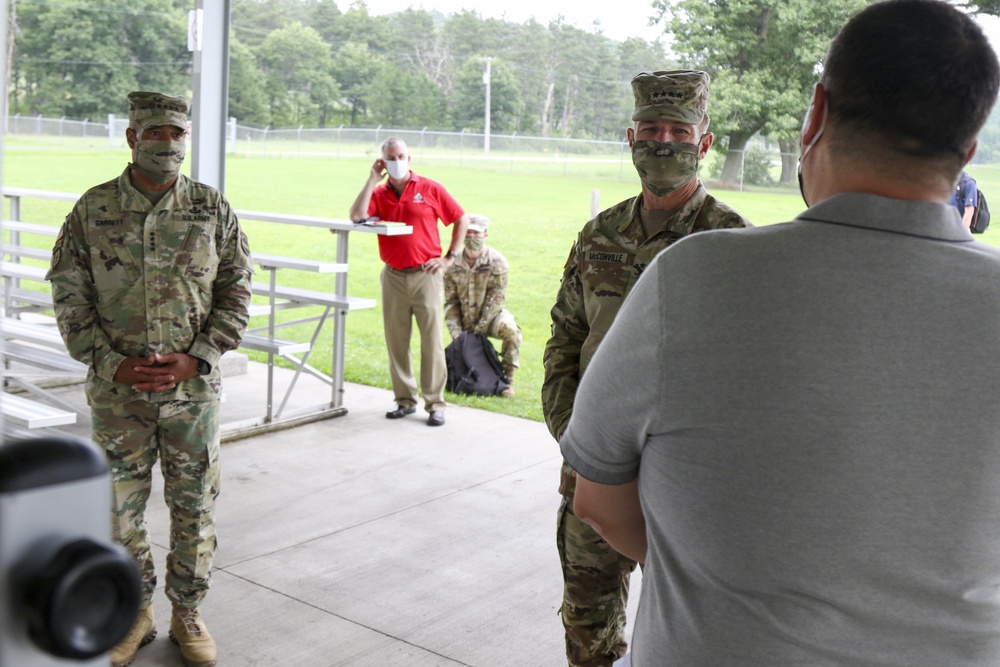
1,0,6,440
189,1,231,192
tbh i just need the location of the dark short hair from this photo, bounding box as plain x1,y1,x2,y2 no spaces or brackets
821,0,999,164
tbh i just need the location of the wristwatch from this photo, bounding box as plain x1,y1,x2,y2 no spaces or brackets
446,250,458,260
195,357,211,376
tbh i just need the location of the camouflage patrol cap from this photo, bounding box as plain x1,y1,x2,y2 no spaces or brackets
127,91,189,130
631,70,710,125
467,214,489,233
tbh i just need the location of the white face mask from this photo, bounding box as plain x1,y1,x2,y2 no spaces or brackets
384,159,409,180
797,97,828,207
799,99,828,163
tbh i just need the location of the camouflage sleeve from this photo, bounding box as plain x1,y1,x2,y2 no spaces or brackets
47,203,127,381
541,237,587,441
473,261,507,333
697,195,752,231
443,269,462,340
186,201,253,368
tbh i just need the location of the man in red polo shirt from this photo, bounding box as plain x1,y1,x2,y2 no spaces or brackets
350,137,469,426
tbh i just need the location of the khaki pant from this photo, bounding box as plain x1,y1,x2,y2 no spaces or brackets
92,399,221,609
381,265,447,412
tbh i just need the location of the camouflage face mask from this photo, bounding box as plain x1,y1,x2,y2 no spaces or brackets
631,140,700,197
464,236,485,252
132,139,186,185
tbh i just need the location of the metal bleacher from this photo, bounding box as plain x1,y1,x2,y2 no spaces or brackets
1,187,411,439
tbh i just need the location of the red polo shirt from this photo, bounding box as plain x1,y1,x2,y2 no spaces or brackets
368,172,465,269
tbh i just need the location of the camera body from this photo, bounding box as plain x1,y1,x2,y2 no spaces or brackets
0,436,140,667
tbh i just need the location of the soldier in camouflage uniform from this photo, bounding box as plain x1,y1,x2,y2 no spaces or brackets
46,91,253,667
541,71,750,666
443,214,522,397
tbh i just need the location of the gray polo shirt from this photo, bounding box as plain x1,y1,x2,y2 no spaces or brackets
562,193,1000,666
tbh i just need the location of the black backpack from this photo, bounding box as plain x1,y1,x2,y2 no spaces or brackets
445,332,510,396
972,188,991,234
957,175,990,233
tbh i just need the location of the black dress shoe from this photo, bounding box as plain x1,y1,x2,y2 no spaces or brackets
427,410,445,426
386,405,416,419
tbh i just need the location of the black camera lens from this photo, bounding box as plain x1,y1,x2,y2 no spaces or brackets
24,538,141,659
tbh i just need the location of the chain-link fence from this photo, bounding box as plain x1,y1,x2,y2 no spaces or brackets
228,123,637,180
7,114,127,143
7,113,804,189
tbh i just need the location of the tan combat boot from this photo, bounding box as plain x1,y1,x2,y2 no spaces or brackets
500,366,515,398
169,606,217,667
110,604,156,667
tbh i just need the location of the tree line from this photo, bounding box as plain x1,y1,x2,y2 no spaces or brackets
8,0,1000,186
7,0,669,142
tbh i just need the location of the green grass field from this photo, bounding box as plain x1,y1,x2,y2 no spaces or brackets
6,140,1000,422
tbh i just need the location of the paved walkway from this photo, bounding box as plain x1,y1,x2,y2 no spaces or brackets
34,361,640,666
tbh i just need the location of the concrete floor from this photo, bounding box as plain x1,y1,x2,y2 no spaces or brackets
28,360,640,666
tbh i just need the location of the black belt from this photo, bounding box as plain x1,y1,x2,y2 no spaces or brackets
388,264,424,274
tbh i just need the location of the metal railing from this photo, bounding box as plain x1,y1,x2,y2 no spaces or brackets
1,186,397,440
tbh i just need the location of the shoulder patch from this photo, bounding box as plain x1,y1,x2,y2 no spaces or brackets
563,242,577,270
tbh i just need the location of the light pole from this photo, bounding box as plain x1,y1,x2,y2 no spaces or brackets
483,57,492,155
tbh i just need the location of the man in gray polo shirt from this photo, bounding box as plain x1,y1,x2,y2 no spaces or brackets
560,1,1000,665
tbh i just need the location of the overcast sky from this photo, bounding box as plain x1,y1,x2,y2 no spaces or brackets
363,0,1000,56
363,0,666,43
